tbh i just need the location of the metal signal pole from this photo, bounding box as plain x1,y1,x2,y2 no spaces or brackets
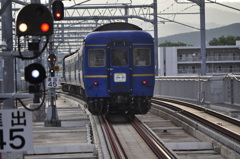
44,0,61,127
1,0,14,109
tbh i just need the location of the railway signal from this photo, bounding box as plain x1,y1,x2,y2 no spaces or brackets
52,0,64,20
47,54,57,76
16,4,53,36
25,63,46,84
24,63,46,101
47,54,57,64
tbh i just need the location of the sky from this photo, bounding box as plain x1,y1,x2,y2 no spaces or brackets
7,0,240,37
217,0,239,1
36,0,239,37
156,0,240,36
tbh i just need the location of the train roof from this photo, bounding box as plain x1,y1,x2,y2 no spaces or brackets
93,23,142,31
85,30,153,45
63,49,79,60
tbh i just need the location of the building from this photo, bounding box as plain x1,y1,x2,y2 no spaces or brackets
159,45,240,76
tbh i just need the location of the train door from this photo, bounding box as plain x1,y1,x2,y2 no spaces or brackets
108,43,132,94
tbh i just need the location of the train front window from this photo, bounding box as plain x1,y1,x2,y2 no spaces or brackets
111,49,128,66
88,49,105,67
134,48,151,66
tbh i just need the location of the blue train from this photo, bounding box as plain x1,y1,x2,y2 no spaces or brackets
61,23,155,115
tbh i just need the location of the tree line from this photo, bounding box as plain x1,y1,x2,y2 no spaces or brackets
159,35,240,47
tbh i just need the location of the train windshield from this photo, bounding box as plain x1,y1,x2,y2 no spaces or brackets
88,49,106,67
134,48,151,66
111,49,128,66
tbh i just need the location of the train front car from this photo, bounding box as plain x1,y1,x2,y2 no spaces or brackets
83,23,155,115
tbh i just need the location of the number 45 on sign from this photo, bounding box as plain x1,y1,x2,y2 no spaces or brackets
46,77,59,88
0,109,33,152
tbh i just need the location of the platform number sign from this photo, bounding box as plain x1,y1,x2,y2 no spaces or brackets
46,77,59,88
0,109,33,152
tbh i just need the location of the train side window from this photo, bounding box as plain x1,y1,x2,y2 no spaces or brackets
134,48,151,66
111,49,128,66
88,49,105,67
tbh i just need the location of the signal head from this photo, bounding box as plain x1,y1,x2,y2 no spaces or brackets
16,4,53,36
25,63,46,84
52,1,64,20
47,54,57,63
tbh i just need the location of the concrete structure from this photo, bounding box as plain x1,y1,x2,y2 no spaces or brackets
154,75,240,118
159,45,240,76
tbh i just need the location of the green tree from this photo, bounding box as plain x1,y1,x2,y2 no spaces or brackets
159,41,190,47
209,35,240,45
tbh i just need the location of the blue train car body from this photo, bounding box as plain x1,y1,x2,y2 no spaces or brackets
62,23,155,115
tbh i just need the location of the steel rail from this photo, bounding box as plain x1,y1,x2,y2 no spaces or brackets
58,92,176,158
152,97,240,143
130,117,177,159
153,97,240,126
101,116,128,159
182,111,240,142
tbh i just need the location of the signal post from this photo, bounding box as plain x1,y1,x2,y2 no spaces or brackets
44,52,61,127
44,0,64,127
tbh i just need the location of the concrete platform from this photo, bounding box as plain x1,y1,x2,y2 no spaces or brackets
24,96,97,159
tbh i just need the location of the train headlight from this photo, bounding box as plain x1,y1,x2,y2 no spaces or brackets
142,80,147,85
93,82,99,86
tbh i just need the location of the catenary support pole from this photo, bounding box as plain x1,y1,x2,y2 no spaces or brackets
1,2,24,159
153,0,159,76
200,0,206,75
1,0,14,109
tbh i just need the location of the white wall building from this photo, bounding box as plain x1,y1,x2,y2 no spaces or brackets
159,45,240,76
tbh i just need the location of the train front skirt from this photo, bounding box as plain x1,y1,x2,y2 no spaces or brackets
87,95,152,115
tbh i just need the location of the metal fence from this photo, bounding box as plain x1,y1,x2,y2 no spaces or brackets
0,79,28,93
154,75,240,107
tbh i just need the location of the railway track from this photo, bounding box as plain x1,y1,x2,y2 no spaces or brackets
58,92,239,158
152,97,240,142
130,117,177,159
101,116,127,158
99,115,177,159
59,92,177,158
151,97,240,157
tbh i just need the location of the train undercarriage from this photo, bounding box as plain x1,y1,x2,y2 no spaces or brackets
87,95,152,116
62,83,152,116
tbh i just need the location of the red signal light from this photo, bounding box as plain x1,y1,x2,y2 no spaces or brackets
93,82,99,86
56,13,61,18
52,1,64,20
142,80,147,85
40,23,50,32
